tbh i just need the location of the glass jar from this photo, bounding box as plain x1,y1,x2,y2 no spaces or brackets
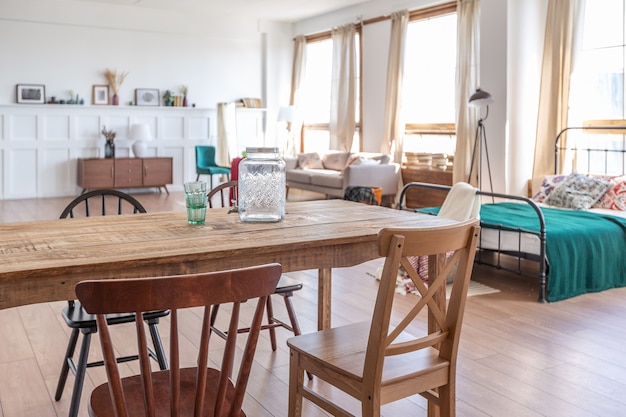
238,147,286,222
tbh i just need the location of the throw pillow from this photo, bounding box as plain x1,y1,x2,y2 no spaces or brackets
323,152,352,171
532,174,567,202
593,175,626,210
297,152,324,169
545,172,611,210
349,157,381,166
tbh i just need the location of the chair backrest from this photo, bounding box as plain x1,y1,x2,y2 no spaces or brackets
207,180,239,208
76,263,282,417
196,145,218,168
60,189,146,219
363,220,480,389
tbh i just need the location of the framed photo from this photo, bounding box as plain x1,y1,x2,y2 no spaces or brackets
92,85,109,105
16,84,45,104
135,88,160,106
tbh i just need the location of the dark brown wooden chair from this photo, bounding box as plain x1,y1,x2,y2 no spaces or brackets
76,263,282,417
54,189,169,417
287,220,480,417
207,181,311,378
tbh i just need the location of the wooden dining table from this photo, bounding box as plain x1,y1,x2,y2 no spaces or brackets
0,199,453,330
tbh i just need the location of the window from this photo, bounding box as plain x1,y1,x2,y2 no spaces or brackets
401,4,457,159
568,0,625,174
299,33,360,154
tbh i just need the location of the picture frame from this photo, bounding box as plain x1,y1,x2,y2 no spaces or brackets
92,85,109,105
16,84,45,104
135,88,160,106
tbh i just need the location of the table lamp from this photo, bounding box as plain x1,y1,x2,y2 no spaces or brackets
130,123,151,158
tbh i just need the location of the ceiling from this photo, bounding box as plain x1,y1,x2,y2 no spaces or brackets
73,0,374,22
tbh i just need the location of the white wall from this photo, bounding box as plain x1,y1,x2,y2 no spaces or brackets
0,0,294,199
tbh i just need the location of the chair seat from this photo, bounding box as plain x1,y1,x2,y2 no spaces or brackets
287,321,449,394
61,301,170,329
90,363,246,417
197,166,231,175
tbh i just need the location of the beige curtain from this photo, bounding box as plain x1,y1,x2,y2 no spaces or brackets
532,0,584,179
289,35,306,153
217,102,235,166
330,24,357,152
453,0,480,186
381,10,409,165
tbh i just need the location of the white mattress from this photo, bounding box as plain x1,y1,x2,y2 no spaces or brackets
478,203,626,256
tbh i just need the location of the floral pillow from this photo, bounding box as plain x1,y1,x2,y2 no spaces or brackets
593,175,626,211
532,174,567,202
297,152,324,169
544,173,611,210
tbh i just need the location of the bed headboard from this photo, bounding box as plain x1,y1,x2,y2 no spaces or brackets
554,119,626,176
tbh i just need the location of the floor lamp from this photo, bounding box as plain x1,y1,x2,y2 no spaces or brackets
278,105,297,156
467,88,494,194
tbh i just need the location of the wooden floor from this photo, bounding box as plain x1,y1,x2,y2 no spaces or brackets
2,189,626,417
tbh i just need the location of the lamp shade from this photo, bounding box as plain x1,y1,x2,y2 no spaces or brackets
130,123,151,158
468,88,494,107
277,106,296,122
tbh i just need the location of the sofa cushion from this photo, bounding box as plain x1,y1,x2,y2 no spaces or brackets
297,152,324,169
310,171,344,189
286,169,315,184
322,152,352,171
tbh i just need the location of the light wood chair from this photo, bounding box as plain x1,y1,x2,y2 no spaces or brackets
287,219,480,417
76,263,282,417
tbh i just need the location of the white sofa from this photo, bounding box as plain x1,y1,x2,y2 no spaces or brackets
285,151,400,200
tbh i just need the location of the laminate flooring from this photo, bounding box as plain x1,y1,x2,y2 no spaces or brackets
1,189,626,417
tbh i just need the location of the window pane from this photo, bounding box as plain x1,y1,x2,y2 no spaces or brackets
301,40,333,124
581,0,624,50
403,14,457,124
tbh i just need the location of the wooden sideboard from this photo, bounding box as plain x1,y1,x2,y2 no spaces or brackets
401,166,452,208
77,157,173,194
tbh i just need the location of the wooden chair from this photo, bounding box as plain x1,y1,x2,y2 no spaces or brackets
207,180,239,208
54,189,169,417
76,263,282,417
287,219,480,417
207,181,312,380
195,145,231,188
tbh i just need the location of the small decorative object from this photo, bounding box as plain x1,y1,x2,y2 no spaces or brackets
92,85,109,105
238,147,286,223
129,123,151,158
104,68,128,106
163,90,174,106
16,84,45,104
181,85,188,107
101,126,116,159
135,88,160,106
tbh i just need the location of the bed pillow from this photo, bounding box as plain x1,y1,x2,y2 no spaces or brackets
545,173,611,210
532,174,567,202
593,175,626,211
297,152,324,169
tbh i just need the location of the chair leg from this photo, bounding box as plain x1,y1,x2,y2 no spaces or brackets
67,329,93,417
437,383,454,417
147,320,168,370
288,349,304,417
54,328,80,401
196,174,200,181
266,296,278,351
282,294,313,380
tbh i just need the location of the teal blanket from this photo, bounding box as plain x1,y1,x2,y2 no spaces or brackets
421,203,626,301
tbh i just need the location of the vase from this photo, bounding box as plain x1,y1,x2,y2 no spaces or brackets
111,94,119,106
183,96,188,107
104,141,115,158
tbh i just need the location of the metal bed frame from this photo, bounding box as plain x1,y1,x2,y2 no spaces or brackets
399,123,626,303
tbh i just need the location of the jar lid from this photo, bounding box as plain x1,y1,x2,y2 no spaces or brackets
245,147,279,153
